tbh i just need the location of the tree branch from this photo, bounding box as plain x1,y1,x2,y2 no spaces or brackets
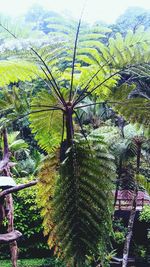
0,159,9,172
0,180,38,198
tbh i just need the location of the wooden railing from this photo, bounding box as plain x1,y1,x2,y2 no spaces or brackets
115,198,150,210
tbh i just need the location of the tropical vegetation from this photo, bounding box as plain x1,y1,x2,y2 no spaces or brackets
0,4,149,267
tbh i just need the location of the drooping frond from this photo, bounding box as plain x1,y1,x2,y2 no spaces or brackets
0,60,39,86
0,85,36,131
34,20,113,98
72,27,150,102
119,168,136,191
29,90,63,153
48,135,116,265
79,27,150,69
0,86,30,130
109,83,150,136
47,16,110,45
136,174,150,195
36,152,60,249
0,21,68,100
7,131,28,151
92,125,138,163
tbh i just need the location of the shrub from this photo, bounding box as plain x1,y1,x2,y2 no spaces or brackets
139,205,150,223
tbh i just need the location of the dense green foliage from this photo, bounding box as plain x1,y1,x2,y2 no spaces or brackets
0,4,149,267
0,258,65,267
14,183,49,257
139,205,150,223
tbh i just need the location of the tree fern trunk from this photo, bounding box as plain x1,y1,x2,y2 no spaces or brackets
73,259,78,267
122,188,137,267
114,159,122,207
65,107,74,147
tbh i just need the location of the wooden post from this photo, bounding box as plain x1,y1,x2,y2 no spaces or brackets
122,137,142,267
119,199,121,210
0,128,37,266
6,194,18,267
2,128,18,267
122,191,137,267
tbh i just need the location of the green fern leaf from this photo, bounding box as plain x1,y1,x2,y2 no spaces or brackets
0,60,38,86
29,90,63,153
136,174,150,195
50,135,116,265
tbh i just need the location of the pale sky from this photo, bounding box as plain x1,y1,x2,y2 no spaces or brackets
0,0,150,23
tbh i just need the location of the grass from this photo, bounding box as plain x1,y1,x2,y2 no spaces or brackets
0,258,64,267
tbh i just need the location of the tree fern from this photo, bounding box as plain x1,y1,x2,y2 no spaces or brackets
2,21,150,138
0,17,150,266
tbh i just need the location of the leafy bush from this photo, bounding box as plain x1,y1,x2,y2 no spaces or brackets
0,179,51,260
113,231,126,244
13,180,50,258
86,246,116,267
113,218,127,244
139,205,150,223
0,180,50,260
134,245,147,260
0,257,65,267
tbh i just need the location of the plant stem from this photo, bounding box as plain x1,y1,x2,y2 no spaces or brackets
65,108,74,147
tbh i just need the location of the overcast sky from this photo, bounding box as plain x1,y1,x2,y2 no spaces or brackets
0,0,150,23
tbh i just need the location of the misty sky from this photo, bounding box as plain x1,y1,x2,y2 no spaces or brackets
0,0,150,23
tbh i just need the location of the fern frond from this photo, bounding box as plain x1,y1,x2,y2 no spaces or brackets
109,83,150,136
50,135,116,265
29,90,63,153
36,152,60,249
136,174,150,194
73,27,150,100
0,60,38,86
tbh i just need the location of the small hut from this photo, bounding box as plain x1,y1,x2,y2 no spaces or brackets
114,190,150,210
